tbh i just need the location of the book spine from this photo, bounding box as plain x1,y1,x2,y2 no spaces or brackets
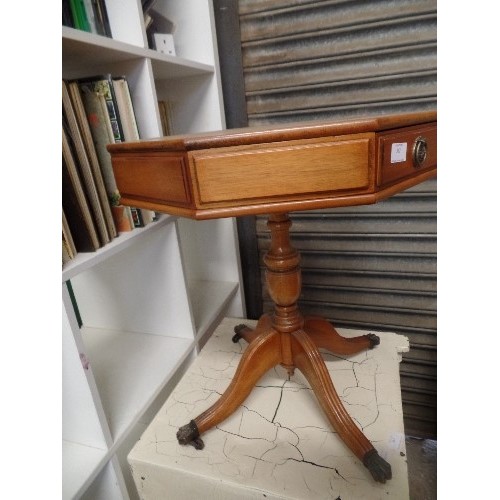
63,0,74,27
68,81,118,239
78,79,118,199
62,80,111,246
83,0,99,34
112,77,140,142
62,126,100,252
93,0,113,37
158,100,174,135
69,0,91,32
63,209,78,258
63,238,73,266
101,75,126,143
130,207,145,228
78,75,125,142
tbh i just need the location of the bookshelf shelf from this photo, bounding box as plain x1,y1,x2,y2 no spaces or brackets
62,1,245,498
62,214,175,281
62,214,174,282
62,27,214,81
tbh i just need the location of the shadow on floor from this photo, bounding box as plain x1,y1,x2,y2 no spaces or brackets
405,436,437,500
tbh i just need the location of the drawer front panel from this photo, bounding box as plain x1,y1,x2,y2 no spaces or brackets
190,137,372,207
113,154,192,206
378,124,437,187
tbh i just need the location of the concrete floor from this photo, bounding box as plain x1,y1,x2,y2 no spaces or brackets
405,436,437,500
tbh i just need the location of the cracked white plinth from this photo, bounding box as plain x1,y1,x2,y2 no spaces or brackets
129,317,410,499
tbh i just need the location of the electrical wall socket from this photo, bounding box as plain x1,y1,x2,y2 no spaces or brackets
153,34,176,56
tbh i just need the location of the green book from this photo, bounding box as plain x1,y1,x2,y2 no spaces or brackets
69,0,90,32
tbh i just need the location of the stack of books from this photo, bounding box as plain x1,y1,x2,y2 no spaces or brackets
62,0,112,37
62,75,158,267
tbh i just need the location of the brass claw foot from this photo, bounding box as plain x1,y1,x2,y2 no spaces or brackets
231,324,248,343
177,420,204,450
363,449,392,483
367,333,380,348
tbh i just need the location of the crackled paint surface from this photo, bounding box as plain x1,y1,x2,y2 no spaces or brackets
129,318,410,500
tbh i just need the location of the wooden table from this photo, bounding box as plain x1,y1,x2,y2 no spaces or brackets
109,111,437,483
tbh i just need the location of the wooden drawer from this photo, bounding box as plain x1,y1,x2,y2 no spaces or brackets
377,124,437,187
188,134,373,208
113,154,193,208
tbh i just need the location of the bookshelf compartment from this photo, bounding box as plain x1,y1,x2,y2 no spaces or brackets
189,280,239,343
155,73,223,135
154,0,219,66
63,289,109,447
81,326,194,442
70,222,194,337
67,220,198,445
105,0,147,48
177,218,243,283
177,218,244,337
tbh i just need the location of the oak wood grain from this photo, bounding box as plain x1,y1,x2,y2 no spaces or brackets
190,135,372,206
109,112,437,219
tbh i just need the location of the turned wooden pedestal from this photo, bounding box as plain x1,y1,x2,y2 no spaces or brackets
109,111,437,484
176,213,391,482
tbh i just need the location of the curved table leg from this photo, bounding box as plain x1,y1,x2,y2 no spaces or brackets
177,325,281,449
304,316,380,356
291,329,392,483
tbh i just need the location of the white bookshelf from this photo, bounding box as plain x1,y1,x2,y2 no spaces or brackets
62,2,245,498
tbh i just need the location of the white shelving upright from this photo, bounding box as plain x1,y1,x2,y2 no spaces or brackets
62,2,245,498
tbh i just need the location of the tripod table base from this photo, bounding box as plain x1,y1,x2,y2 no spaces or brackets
177,315,393,482
129,318,410,499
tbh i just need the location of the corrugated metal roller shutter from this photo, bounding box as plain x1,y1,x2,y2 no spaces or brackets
240,0,437,124
237,0,437,438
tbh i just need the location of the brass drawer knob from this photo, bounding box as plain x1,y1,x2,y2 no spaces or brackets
413,136,428,168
